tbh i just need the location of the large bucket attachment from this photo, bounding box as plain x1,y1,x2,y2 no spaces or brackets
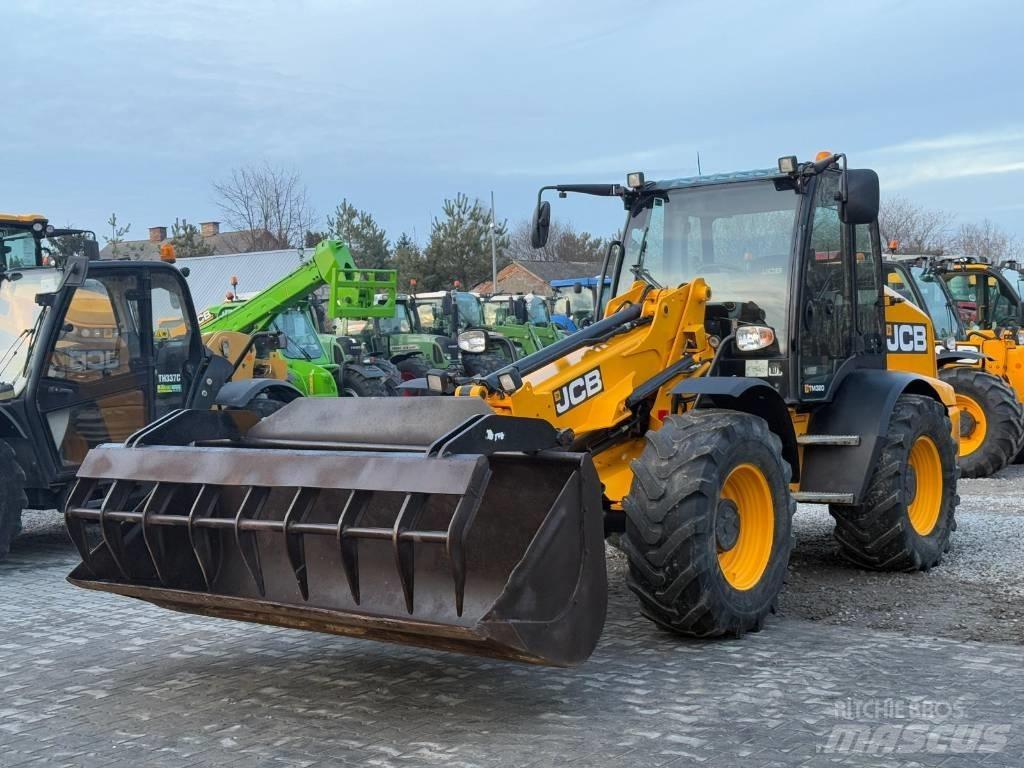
64,399,607,666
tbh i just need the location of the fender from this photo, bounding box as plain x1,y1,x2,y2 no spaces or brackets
937,349,988,367
389,350,424,365
0,408,27,439
671,377,799,481
344,362,387,379
213,378,304,409
800,369,951,503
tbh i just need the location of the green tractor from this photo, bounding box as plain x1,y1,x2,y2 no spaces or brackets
339,290,515,382
479,292,564,356
197,240,398,397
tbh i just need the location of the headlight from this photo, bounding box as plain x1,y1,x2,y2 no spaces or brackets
457,330,487,353
735,325,776,352
943,335,957,351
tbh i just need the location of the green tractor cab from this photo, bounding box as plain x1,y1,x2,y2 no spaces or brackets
480,292,564,356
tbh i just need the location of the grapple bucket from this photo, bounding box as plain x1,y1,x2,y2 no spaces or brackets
64,399,607,667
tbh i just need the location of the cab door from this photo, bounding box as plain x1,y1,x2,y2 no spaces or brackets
797,172,854,400
34,270,152,468
149,268,202,417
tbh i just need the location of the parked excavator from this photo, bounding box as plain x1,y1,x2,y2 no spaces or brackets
65,154,960,666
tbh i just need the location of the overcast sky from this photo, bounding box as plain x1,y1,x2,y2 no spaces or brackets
6,0,1023,245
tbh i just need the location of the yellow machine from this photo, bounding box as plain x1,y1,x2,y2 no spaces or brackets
885,258,1024,476
64,154,959,667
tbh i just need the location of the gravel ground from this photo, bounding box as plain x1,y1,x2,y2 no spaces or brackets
17,464,1024,648
779,465,1024,644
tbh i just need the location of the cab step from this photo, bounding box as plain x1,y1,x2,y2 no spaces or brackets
792,491,856,504
796,435,861,446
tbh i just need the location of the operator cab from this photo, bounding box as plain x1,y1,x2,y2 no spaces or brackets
602,158,884,403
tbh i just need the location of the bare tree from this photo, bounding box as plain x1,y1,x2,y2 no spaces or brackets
879,195,954,255
507,219,607,263
212,164,315,251
951,219,1022,262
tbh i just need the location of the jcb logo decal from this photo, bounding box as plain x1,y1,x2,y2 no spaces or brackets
554,368,603,415
886,323,928,353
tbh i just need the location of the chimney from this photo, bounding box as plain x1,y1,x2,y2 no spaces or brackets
200,221,220,237
148,226,167,243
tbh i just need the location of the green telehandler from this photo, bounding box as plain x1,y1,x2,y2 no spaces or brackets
197,240,398,397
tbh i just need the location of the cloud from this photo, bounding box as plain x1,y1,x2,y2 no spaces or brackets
862,127,1024,189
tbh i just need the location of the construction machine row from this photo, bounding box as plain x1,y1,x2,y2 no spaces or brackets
8,151,1020,667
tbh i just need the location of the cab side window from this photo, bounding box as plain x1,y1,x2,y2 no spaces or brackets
151,272,197,415
854,224,884,353
799,173,851,396
48,278,135,381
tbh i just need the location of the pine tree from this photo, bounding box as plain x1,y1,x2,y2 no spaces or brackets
169,218,215,258
325,200,391,268
422,194,509,290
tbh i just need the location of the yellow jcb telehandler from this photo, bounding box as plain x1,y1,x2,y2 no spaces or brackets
884,258,1024,476
64,154,959,667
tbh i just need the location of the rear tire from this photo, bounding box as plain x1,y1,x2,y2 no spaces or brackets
396,355,431,381
462,351,507,377
340,367,390,397
621,410,794,638
243,394,289,418
830,394,958,571
939,367,1023,478
0,440,28,560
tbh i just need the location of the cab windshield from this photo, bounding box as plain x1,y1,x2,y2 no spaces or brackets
553,286,595,318
0,270,62,392
1000,267,1024,300
619,179,799,351
271,307,325,361
909,266,964,340
379,301,414,334
524,295,550,324
416,293,483,333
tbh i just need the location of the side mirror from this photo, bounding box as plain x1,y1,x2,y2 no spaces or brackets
83,239,100,261
531,200,551,248
442,293,454,316
840,169,880,225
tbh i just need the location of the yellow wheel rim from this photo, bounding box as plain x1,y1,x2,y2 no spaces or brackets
717,463,774,591
907,435,943,536
954,393,987,458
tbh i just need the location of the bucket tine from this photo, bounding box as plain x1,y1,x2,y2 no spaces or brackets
446,461,491,617
187,485,220,591
141,483,177,586
337,489,372,604
99,481,141,581
283,487,319,600
235,487,270,596
64,479,98,572
393,492,429,614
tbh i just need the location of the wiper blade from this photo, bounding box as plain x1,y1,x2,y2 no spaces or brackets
0,328,34,381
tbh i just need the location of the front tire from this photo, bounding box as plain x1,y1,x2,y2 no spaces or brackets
0,440,28,560
621,410,794,638
462,351,507,377
830,394,958,571
340,367,390,397
939,367,1023,478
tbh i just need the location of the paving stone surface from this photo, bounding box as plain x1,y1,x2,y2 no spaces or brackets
1,516,1022,767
